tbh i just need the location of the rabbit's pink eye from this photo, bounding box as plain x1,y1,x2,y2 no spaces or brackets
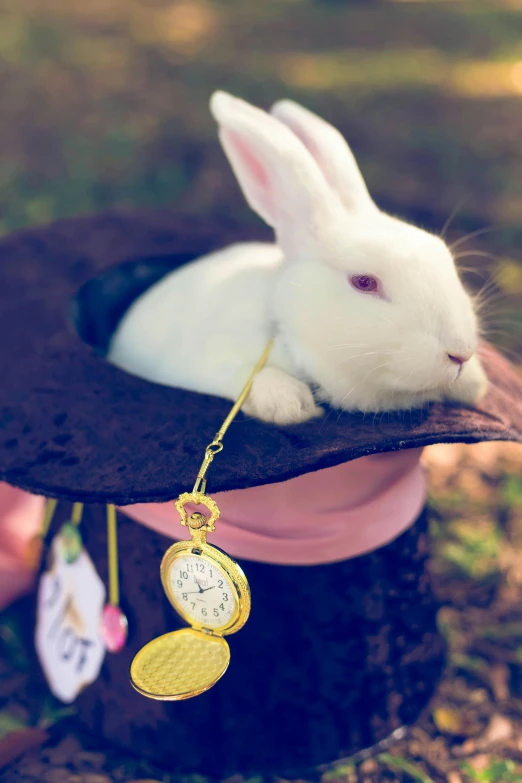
350,274,379,293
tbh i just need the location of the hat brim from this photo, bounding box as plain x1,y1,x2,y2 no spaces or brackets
0,210,521,505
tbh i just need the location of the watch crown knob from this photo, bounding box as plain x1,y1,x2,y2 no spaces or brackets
189,512,207,530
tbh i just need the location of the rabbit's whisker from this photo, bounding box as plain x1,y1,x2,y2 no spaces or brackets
474,293,507,316
375,314,396,326
338,350,396,364
362,360,411,417
473,282,502,310
440,194,472,240
363,393,377,418
454,250,501,262
327,344,368,352
338,359,408,409
449,225,504,252
457,266,489,277
482,316,522,326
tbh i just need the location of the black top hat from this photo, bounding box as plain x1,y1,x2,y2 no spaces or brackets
0,208,521,506
4,208,522,778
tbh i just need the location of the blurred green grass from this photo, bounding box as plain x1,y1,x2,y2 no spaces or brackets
1,0,522,229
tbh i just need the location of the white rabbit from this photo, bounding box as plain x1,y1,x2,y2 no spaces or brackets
109,91,488,425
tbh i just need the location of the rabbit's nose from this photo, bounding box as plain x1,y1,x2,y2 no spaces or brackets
447,353,471,367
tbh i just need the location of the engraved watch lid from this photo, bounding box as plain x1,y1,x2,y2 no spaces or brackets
130,627,230,701
1,210,522,506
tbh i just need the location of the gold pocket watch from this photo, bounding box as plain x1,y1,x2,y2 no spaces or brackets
130,502,251,700
130,342,272,701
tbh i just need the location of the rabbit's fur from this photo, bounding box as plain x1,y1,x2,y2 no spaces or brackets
109,92,487,425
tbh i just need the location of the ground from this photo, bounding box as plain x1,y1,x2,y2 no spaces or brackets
2,0,522,781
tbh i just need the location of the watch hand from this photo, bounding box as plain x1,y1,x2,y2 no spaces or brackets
192,578,204,593
184,590,207,595
200,586,216,593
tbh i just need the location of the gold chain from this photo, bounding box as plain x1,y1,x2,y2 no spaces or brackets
106,504,120,606
71,502,83,526
192,339,273,495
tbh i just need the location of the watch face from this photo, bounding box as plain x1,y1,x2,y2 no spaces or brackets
168,554,237,629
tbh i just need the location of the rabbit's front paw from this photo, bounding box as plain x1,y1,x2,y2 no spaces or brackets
242,367,323,425
445,354,489,407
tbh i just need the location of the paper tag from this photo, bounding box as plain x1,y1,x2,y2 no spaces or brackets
35,535,106,703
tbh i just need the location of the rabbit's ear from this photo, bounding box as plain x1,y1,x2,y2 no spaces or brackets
210,91,339,251
271,99,375,212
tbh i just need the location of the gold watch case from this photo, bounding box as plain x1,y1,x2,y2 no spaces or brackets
160,539,250,636
129,539,251,701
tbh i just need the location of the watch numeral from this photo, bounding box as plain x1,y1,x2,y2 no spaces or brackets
175,559,233,624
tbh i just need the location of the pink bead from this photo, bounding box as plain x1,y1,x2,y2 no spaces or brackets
100,604,128,653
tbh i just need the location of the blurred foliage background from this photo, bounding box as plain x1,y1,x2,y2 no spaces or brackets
4,3,522,782
1,0,522,357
